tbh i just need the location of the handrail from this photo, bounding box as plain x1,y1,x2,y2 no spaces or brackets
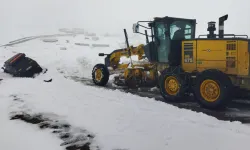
198,34,248,39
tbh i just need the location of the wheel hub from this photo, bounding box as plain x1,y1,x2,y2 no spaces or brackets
95,69,103,82
200,79,220,102
165,76,179,95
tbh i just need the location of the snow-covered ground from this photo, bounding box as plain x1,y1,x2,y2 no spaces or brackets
1,34,250,150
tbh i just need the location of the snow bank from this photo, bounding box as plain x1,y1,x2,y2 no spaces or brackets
42,38,59,43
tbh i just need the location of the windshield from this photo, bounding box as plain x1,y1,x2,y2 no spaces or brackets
170,21,194,40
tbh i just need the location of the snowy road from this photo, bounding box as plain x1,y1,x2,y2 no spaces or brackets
70,75,250,124
1,34,250,150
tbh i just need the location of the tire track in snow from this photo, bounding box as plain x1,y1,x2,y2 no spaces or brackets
8,94,100,150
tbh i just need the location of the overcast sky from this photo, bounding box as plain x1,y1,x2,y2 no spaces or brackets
1,0,250,43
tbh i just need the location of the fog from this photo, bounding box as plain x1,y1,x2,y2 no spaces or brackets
1,0,250,44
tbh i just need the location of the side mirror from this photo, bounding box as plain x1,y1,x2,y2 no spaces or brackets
98,53,105,56
132,23,139,33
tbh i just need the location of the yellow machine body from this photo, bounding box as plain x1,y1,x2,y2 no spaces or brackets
182,39,250,89
104,44,158,86
108,44,145,70
92,14,250,109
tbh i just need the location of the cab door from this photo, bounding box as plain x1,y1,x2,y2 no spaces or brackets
154,22,171,63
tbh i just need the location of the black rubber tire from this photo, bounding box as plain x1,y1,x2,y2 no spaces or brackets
193,69,233,109
159,67,189,102
92,63,109,86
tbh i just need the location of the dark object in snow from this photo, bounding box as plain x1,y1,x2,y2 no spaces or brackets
2,53,43,77
44,78,53,82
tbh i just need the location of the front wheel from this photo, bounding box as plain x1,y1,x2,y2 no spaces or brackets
92,64,109,86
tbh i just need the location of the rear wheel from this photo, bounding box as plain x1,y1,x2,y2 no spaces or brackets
92,64,109,86
194,70,233,109
200,79,220,102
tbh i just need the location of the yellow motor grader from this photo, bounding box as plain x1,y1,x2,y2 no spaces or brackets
92,14,250,109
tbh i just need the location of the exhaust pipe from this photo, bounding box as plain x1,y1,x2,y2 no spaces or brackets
219,14,228,38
